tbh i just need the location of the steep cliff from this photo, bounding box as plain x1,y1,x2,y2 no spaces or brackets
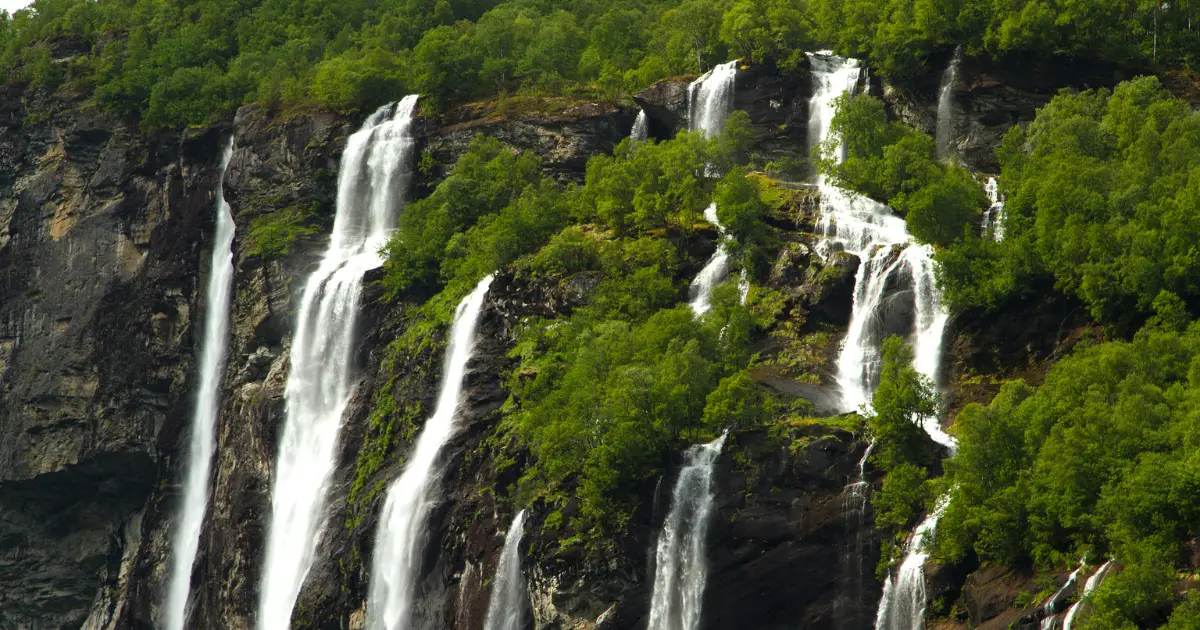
0,84,224,628
0,55,1086,630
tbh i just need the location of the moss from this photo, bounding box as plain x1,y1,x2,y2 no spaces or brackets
344,281,472,530
247,202,321,258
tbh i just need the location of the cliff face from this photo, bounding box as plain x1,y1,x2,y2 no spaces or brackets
0,57,1076,630
0,85,224,628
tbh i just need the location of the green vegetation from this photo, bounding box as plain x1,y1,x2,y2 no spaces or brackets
2,0,1193,128
934,324,1200,628
865,336,940,575
936,77,1200,331
363,116,789,536
246,203,322,258
816,93,987,247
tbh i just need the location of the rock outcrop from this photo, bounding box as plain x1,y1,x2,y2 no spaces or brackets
0,84,224,628
0,54,1102,630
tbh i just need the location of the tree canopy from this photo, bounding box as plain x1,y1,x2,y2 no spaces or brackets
1,0,1193,128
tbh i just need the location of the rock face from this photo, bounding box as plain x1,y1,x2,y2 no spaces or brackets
0,84,224,627
707,427,881,630
426,99,639,184
882,52,1134,173
636,61,813,173
0,56,1092,630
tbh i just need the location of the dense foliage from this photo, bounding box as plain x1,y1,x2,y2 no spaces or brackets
935,77,1200,331
816,93,987,247
935,323,1200,628
370,119,782,533
865,336,941,574
2,0,1194,127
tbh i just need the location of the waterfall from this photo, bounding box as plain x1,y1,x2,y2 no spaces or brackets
935,47,962,159
837,441,875,626
1062,561,1114,630
162,137,236,630
483,510,529,630
809,51,959,630
807,51,864,178
257,95,420,630
981,177,1006,241
874,497,950,630
807,52,954,451
689,203,731,315
632,110,649,140
686,61,738,315
647,433,728,630
367,274,495,630
1039,564,1084,630
687,60,738,138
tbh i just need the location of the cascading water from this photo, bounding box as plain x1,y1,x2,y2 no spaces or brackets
981,177,1006,241
874,497,950,630
162,138,236,630
935,48,963,159
809,51,959,630
647,433,728,630
689,203,731,315
807,52,954,449
483,510,529,630
1039,564,1084,630
807,52,863,176
1062,561,1114,630
367,274,495,630
258,95,420,630
688,61,738,137
686,61,738,315
836,441,875,627
632,110,649,141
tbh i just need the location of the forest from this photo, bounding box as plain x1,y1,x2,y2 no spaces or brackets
4,0,1200,627
0,0,1195,126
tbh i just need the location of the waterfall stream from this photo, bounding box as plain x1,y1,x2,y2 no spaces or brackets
837,440,876,626
686,60,738,316
1039,564,1083,630
367,274,495,630
647,433,728,630
807,52,954,448
258,96,420,630
632,110,649,140
981,177,1007,241
935,48,962,159
1062,561,1114,630
808,51,959,630
874,497,950,630
162,137,236,630
483,510,529,630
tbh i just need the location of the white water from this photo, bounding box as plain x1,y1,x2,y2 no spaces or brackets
809,51,959,630
368,274,495,630
483,510,529,630
935,48,962,159
258,96,420,630
874,496,950,630
807,51,863,176
837,441,876,624
162,138,236,630
632,110,649,140
688,61,738,137
686,61,738,315
1039,564,1084,630
1062,561,1114,630
647,433,728,630
981,177,1006,241
689,203,731,315
808,52,954,453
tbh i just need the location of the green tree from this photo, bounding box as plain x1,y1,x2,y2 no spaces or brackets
868,336,937,471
